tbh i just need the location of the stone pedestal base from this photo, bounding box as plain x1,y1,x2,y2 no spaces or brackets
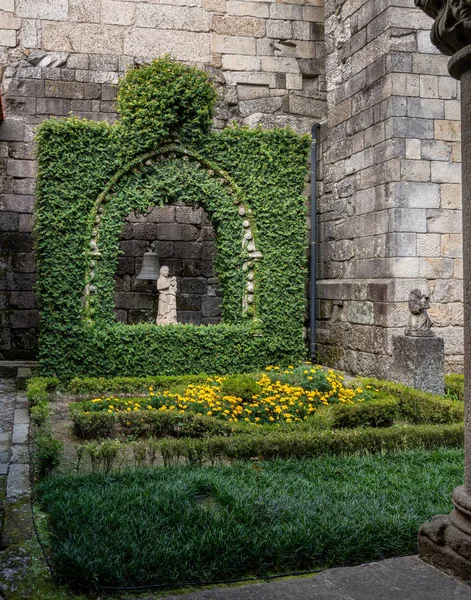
419,486,471,582
392,334,444,395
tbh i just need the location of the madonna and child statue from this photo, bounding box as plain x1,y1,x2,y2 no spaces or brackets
156,266,177,325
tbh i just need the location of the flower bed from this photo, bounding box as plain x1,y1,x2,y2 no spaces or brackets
74,366,373,426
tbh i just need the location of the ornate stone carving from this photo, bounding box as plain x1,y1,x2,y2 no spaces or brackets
406,288,433,335
156,266,178,325
415,0,471,55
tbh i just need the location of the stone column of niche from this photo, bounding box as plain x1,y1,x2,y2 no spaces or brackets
415,0,471,581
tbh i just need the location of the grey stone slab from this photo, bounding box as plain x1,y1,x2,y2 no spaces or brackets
0,433,11,443
10,445,28,464
12,423,28,444
163,557,471,600
0,464,8,475
14,408,29,425
6,464,30,499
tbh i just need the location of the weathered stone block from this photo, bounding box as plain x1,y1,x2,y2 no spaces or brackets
431,161,461,184
0,120,25,142
147,206,176,223
202,296,222,317
178,311,202,325
227,1,269,18
132,223,159,240
270,4,302,20
175,242,202,259
1,195,35,213
10,311,38,329
239,97,282,117
43,23,124,55
426,209,462,233
180,278,206,295
393,182,440,209
156,223,183,241
135,5,210,32
222,55,261,71
212,34,256,55
16,0,68,20
175,206,202,225
102,0,135,25
213,15,265,37
0,212,19,231
182,260,203,276
434,120,461,142
392,334,444,395
440,184,461,209
417,233,441,257
37,97,72,115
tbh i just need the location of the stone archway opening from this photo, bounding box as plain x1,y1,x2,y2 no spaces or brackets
114,202,223,326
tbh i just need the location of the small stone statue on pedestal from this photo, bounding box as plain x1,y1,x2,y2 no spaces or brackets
156,266,177,325
391,288,444,395
406,288,433,336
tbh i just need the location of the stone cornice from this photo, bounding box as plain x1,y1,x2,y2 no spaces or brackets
415,0,471,56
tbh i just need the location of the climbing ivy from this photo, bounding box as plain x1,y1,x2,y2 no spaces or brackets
35,58,310,379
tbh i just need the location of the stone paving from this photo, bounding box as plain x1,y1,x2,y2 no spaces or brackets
160,556,471,600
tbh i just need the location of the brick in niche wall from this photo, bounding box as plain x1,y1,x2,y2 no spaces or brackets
114,204,222,326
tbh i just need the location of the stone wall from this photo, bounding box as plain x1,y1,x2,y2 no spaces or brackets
0,0,326,359
317,0,463,375
115,204,222,326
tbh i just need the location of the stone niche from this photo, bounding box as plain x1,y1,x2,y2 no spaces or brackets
114,203,222,326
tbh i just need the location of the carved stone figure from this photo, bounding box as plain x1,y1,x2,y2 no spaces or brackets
414,0,471,55
407,288,433,334
156,266,177,325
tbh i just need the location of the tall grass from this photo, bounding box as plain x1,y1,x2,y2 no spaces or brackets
37,449,463,588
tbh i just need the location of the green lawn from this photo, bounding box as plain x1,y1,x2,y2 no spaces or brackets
37,448,463,588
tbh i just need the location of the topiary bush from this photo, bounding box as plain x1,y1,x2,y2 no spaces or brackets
116,55,217,157
35,57,310,379
220,374,261,403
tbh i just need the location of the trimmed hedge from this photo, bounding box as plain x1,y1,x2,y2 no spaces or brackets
330,399,399,429
445,374,464,401
35,57,311,379
157,423,464,465
67,374,210,397
70,405,239,440
358,378,464,424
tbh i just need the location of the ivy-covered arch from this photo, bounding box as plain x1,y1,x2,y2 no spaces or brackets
83,146,262,324
35,58,310,378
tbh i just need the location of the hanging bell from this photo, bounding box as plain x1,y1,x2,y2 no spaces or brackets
136,245,160,280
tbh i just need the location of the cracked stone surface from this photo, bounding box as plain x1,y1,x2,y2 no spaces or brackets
161,557,471,600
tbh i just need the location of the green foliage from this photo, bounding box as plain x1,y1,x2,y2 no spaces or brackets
35,57,310,379
34,432,63,479
116,56,217,156
330,399,399,429
220,374,261,402
445,374,464,401
84,439,122,473
30,404,51,427
70,408,116,439
155,423,464,463
37,449,463,587
67,374,209,396
70,402,239,440
359,378,464,424
27,378,59,407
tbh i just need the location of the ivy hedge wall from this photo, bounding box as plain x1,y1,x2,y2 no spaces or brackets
35,58,311,379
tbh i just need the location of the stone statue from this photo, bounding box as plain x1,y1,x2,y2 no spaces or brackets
414,0,471,55
156,266,177,325
407,288,433,335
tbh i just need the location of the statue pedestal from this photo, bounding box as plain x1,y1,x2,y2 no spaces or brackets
419,486,471,581
391,333,444,395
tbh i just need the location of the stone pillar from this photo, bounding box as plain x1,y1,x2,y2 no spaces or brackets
415,0,471,580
